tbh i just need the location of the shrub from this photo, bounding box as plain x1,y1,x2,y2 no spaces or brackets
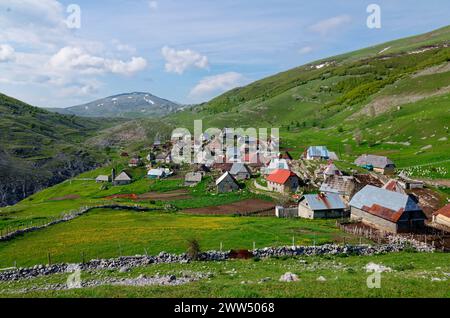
186,238,201,260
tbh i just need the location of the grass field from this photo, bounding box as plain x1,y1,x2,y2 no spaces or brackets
1,252,449,298
0,208,366,268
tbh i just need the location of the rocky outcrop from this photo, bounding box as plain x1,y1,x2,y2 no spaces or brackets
0,150,99,207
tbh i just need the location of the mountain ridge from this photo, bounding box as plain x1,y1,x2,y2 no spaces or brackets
47,92,183,119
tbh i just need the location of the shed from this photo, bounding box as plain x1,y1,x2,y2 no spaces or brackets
184,172,203,187
349,185,426,233
96,175,110,183
113,171,132,186
298,193,347,219
216,172,240,193
229,163,252,180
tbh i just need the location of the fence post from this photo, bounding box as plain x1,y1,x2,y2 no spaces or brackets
82,251,85,264
47,252,51,265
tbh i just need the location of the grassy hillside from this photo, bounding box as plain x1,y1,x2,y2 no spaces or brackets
159,26,450,179
0,93,124,206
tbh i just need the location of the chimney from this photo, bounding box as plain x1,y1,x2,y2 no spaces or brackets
111,168,116,181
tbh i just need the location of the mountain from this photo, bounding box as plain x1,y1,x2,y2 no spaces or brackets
0,93,122,206
131,26,449,178
48,92,183,118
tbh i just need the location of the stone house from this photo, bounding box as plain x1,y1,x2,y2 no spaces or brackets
298,193,347,219
349,185,427,233
266,169,300,194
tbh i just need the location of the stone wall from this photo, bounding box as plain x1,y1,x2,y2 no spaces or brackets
0,242,434,282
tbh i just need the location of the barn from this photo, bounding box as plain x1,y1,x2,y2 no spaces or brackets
349,185,427,233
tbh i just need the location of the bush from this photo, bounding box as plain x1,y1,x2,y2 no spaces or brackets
186,238,201,260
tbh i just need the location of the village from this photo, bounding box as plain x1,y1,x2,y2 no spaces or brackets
96,128,450,244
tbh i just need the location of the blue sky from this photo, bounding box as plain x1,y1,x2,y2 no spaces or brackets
0,0,449,108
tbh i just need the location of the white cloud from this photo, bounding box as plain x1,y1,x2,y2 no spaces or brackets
298,46,313,55
309,15,352,36
49,46,148,76
161,46,209,74
0,44,15,62
149,1,158,10
0,1,148,104
189,72,245,100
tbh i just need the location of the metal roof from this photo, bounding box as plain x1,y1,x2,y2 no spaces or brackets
349,185,421,212
266,169,297,184
147,169,165,177
320,176,355,195
354,154,395,169
307,146,329,158
301,193,346,211
215,172,238,185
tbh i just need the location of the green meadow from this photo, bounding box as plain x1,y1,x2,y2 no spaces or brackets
1,252,449,298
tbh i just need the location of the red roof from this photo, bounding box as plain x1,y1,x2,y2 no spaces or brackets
266,169,297,184
362,204,404,223
434,204,450,218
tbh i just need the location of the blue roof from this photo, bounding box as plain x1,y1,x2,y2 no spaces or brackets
302,193,346,211
307,146,329,158
349,185,421,212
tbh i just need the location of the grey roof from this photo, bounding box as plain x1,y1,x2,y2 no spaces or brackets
96,175,110,181
216,172,238,185
114,171,132,181
354,154,395,169
185,172,202,183
230,163,251,175
320,176,355,195
349,185,420,212
301,193,346,211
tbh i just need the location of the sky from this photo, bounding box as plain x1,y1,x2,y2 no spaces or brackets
0,0,449,108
